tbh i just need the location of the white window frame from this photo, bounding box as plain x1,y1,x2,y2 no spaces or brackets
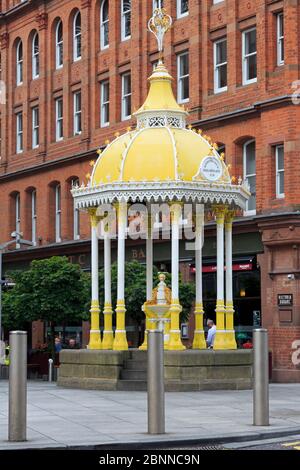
213,0,223,4
16,40,23,85
55,98,63,142
72,178,80,240
100,0,109,50
31,190,37,245
214,38,227,94
277,12,284,66
73,91,82,135
16,112,23,154
177,52,189,104
55,184,61,243
32,106,39,149
153,0,164,11
73,11,81,62
15,193,21,248
55,20,63,70
100,80,110,127
121,0,131,42
121,73,131,121
275,144,284,199
32,32,39,79
177,0,189,19
242,28,257,86
243,139,256,216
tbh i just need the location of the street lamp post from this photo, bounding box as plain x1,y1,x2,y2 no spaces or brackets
0,232,34,343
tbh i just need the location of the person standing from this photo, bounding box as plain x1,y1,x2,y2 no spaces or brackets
206,319,216,349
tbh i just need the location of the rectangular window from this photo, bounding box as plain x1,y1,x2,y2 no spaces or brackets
55,98,63,141
100,80,110,127
55,184,61,243
177,52,189,103
32,106,39,149
121,73,131,121
73,91,82,135
16,112,23,153
177,0,189,18
277,13,284,66
31,190,37,245
275,144,284,198
243,140,256,214
242,28,257,85
214,38,227,93
121,0,131,41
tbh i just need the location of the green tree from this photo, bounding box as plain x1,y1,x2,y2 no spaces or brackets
2,256,90,356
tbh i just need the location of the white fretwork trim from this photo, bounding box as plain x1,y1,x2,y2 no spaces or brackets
136,110,186,129
72,179,249,210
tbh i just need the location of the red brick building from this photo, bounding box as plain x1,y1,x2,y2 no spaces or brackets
0,0,300,381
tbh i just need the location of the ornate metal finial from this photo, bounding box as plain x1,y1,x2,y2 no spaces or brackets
148,8,172,61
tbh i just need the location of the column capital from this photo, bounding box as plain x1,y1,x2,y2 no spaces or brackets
88,208,101,227
212,205,228,225
0,32,9,49
225,209,235,230
36,12,48,30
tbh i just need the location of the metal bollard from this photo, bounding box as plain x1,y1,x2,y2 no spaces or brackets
48,358,53,382
147,330,165,434
8,331,27,441
253,328,269,426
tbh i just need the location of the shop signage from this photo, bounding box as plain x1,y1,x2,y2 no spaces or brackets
278,294,293,307
190,263,253,273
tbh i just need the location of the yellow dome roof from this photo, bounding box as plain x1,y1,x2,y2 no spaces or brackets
91,62,230,186
92,126,229,185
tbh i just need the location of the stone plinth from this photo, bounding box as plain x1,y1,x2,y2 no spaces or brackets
58,349,253,391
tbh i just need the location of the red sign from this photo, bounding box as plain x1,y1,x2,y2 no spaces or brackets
190,263,253,273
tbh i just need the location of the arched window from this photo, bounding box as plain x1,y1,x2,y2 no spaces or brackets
55,20,63,69
73,11,81,61
71,178,80,240
100,0,109,49
32,32,39,79
16,39,23,85
55,183,61,243
31,189,37,245
243,140,256,214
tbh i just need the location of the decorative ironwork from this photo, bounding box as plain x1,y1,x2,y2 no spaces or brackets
148,8,172,59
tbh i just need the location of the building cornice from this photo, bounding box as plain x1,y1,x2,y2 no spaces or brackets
192,95,293,129
0,147,102,183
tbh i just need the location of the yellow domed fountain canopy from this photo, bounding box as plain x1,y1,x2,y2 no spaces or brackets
73,6,250,209
70,6,251,356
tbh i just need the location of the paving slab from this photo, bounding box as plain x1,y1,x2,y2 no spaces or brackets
0,380,300,449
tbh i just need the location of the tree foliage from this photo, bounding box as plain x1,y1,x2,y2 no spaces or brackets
2,257,90,354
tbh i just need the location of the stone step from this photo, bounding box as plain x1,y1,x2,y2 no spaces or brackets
124,360,147,370
128,350,148,361
117,380,147,391
120,369,147,380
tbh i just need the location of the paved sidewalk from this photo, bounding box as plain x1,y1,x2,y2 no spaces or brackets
0,381,300,449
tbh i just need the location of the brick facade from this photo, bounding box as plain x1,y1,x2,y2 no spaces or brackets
1,0,300,381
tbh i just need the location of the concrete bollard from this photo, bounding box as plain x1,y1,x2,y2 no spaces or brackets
253,328,269,426
147,330,165,434
8,331,27,441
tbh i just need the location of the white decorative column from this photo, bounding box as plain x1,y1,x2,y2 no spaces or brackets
88,209,101,349
192,209,206,349
113,201,128,350
168,203,185,351
102,231,114,349
213,205,227,350
140,212,154,350
225,210,237,349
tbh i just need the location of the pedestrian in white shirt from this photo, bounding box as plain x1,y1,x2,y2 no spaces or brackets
206,319,216,349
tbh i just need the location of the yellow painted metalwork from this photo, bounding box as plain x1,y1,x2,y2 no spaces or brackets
88,300,102,350
192,302,206,349
168,299,185,351
102,302,114,350
113,300,128,351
